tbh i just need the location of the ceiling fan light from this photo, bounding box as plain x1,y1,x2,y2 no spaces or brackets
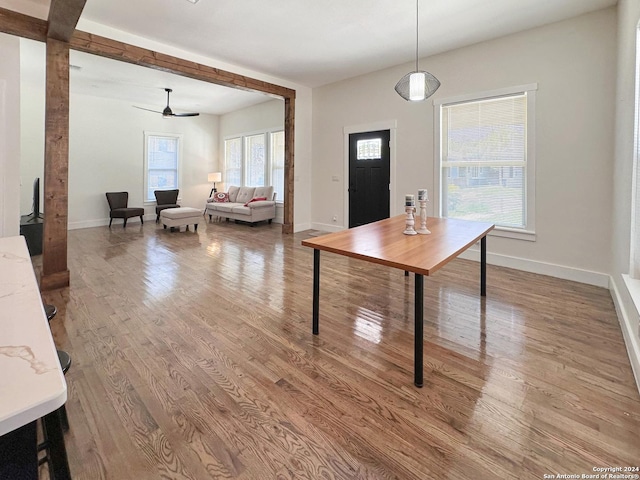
395,70,440,102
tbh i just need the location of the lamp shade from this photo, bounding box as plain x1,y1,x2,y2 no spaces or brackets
395,71,440,101
208,172,222,183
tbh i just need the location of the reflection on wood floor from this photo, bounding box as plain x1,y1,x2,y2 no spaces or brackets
36,219,640,479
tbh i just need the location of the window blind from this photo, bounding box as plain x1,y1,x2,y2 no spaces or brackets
441,93,527,228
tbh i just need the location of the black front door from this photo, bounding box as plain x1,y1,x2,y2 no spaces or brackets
348,130,390,228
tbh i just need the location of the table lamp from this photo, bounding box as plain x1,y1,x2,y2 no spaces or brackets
208,172,222,197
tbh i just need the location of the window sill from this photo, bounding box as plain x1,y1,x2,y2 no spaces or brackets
489,227,536,242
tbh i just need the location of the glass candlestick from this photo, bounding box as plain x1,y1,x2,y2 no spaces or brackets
403,205,417,235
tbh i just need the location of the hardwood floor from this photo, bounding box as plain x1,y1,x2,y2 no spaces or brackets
36,219,640,479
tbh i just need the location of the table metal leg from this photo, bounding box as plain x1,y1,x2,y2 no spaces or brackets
414,273,424,388
313,249,320,335
481,236,487,297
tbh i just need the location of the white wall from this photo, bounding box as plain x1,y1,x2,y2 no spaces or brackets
219,98,284,142
20,83,44,216
19,38,44,216
19,81,219,228
312,8,616,286
0,33,22,237
68,93,218,228
611,0,640,390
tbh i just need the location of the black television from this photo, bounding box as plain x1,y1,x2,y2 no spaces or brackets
24,177,42,222
33,177,40,218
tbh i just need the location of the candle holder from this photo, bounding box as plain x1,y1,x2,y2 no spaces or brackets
416,199,431,234
403,205,417,235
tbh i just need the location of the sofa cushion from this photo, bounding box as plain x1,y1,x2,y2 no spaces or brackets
235,187,256,205
213,192,229,203
228,185,240,203
212,203,236,213
254,186,274,201
231,205,252,215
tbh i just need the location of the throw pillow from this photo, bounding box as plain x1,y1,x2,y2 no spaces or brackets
244,196,267,207
213,192,230,203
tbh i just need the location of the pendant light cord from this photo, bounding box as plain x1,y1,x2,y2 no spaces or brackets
415,0,419,72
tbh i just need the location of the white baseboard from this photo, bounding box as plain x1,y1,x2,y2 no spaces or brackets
310,222,344,233
68,214,154,230
457,248,610,288
610,276,640,396
294,222,312,233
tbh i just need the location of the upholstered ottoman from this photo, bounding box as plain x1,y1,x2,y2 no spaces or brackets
160,207,201,232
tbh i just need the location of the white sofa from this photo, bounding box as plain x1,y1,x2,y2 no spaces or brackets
205,185,276,225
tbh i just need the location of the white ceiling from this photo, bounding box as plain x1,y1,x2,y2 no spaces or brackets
2,0,618,113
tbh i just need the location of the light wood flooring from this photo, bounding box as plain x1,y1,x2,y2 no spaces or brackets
35,219,640,479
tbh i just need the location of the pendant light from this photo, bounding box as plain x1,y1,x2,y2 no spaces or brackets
395,0,440,101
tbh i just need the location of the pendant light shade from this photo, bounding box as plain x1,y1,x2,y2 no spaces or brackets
395,71,441,102
395,0,440,102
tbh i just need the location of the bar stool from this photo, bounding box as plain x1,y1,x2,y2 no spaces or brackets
42,303,69,429
37,351,71,478
38,303,72,479
56,351,70,431
44,303,57,322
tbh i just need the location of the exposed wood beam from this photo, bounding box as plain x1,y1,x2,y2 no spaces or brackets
69,31,296,99
283,97,295,234
41,37,70,290
47,0,87,42
0,7,47,42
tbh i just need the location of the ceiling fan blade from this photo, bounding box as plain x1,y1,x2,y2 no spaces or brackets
135,89,199,118
133,105,163,114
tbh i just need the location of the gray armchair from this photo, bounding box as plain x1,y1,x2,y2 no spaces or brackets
105,192,144,228
154,189,180,223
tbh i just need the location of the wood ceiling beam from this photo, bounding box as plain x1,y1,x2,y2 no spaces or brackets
69,30,296,99
0,7,47,41
47,0,87,42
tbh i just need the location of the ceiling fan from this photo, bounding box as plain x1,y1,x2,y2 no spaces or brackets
134,88,200,117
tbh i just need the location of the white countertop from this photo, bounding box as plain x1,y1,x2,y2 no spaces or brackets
0,236,67,436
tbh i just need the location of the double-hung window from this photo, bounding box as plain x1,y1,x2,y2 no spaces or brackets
224,130,284,203
144,132,182,202
435,84,537,240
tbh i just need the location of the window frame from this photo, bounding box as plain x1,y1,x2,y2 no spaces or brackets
223,128,285,204
269,130,285,204
433,84,537,241
143,131,183,204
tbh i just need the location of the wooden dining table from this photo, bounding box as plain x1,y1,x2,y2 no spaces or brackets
302,215,495,387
